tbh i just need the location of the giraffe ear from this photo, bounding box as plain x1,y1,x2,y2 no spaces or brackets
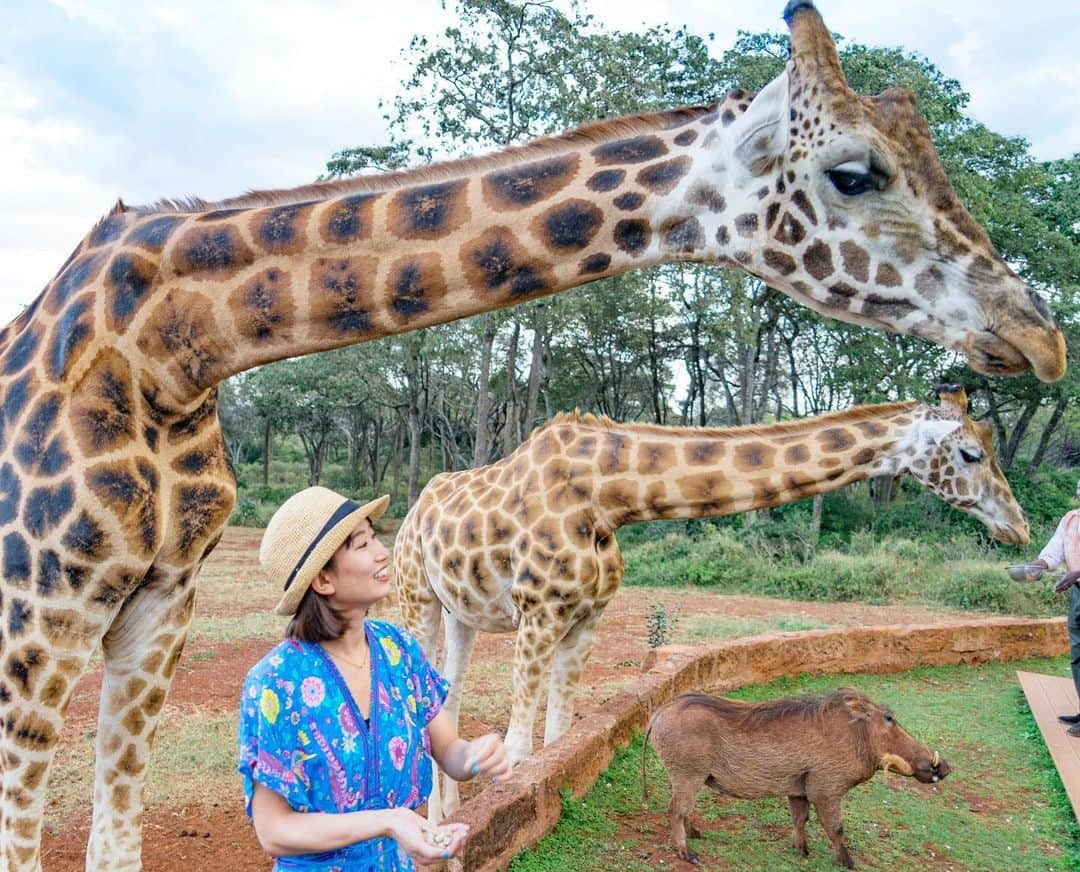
918,418,961,446
732,68,790,177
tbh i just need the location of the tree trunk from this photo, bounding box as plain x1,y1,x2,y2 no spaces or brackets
1001,395,1043,470
504,320,521,454
810,492,823,549
1026,395,1070,474
473,319,496,466
524,304,546,435
262,419,273,486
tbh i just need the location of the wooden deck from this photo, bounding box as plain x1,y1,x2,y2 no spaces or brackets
1017,671,1080,821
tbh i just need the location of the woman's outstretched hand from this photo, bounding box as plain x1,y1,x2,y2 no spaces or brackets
388,807,469,865
465,733,511,782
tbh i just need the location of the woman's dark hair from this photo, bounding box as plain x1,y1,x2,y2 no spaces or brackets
286,577,347,642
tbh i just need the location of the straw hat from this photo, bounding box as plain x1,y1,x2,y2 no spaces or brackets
260,487,390,616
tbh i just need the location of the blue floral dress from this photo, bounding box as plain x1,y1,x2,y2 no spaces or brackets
238,620,450,871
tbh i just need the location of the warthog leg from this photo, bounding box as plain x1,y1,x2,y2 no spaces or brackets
788,795,810,857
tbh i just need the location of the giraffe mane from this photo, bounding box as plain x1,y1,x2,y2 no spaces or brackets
542,402,919,441
135,104,717,215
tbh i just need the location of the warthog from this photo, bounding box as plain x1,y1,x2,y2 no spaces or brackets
642,688,950,868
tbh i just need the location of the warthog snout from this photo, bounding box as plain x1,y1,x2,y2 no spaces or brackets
911,749,951,784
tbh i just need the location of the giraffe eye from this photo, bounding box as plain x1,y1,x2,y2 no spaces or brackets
826,161,887,196
959,448,983,463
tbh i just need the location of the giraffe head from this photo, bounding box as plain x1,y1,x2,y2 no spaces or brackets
693,1,1065,382
895,385,1028,545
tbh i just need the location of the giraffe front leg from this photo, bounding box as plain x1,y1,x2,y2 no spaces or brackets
0,636,97,871
504,614,560,766
544,611,603,746
85,568,198,872
433,612,478,819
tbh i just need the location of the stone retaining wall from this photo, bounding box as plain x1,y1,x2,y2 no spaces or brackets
446,616,1067,871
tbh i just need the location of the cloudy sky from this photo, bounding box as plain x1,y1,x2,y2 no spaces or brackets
2,0,1078,327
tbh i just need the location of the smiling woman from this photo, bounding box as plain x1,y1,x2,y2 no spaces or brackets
239,485,511,871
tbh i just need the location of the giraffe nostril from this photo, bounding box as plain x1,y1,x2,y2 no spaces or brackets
1027,288,1052,321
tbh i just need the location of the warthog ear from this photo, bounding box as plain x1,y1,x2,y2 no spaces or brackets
842,693,873,721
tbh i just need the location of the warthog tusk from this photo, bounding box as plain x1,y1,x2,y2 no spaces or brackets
932,750,940,768
879,753,914,776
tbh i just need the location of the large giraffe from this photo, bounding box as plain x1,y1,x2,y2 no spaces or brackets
0,1,1065,868
394,386,1028,815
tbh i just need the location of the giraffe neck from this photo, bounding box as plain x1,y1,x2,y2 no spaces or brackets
559,403,920,527
32,95,765,408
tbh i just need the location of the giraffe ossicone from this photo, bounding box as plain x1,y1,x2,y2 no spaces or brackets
394,385,1028,817
0,1,1062,869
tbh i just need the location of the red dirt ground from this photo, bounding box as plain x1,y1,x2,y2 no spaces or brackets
38,527,985,871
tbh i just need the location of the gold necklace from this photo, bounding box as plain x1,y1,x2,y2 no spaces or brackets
328,646,370,671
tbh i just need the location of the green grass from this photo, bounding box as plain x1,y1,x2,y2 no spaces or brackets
675,613,830,644
510,656,1080,872
620,523,1060,617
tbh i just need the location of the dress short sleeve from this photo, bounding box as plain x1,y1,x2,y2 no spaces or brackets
377,623,450,726
238,644,316,816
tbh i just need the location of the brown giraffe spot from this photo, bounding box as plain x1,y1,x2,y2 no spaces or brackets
320,193,377,243
22,761,47,793
613,219,651,255
5,646,45,696
579,253,612,275
444,549,465,576
534,199,604,252
172,438,228,478
784,443,810,464
251,202,314,255
765,202,780,230
136,290,220,392
716,225,730,246
613,192,646,211
734,213,758,237
166,393,219,445
598,480,637,515
598,432,630,475
87,460,159,557
40,607,97,648
126,676,148,700
686,182,726,213
643,481,675,518
101,252,159,334
389,179,470,240
591,135,668,165
117,743,145,777
676,473,733,504
864,294,916,320
461,227,555,300
751,478,783,506
674,129,698,146
387,253,447,325
171,224,254,278
782,470,818,498
803,240,834,280
170,483,232,560
487,516,513,544
818,427,856,452
229,267,295,343
69,349,136,456
122,707,147,736
8,710,56,751
308,256,376,335
661,217,705,253
112,784,132,814
839,241,870,283
875,263,902,287
764,248,798,276
585,169,626,193
635,156,691,195
483,154,580,210
734,441,776,471
915,266,946,301
855,421,888,438
852,447,876,465
790,190,818,225
684,441,724,465
956,479,969,496
637,441,676,475
125,215,185,253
